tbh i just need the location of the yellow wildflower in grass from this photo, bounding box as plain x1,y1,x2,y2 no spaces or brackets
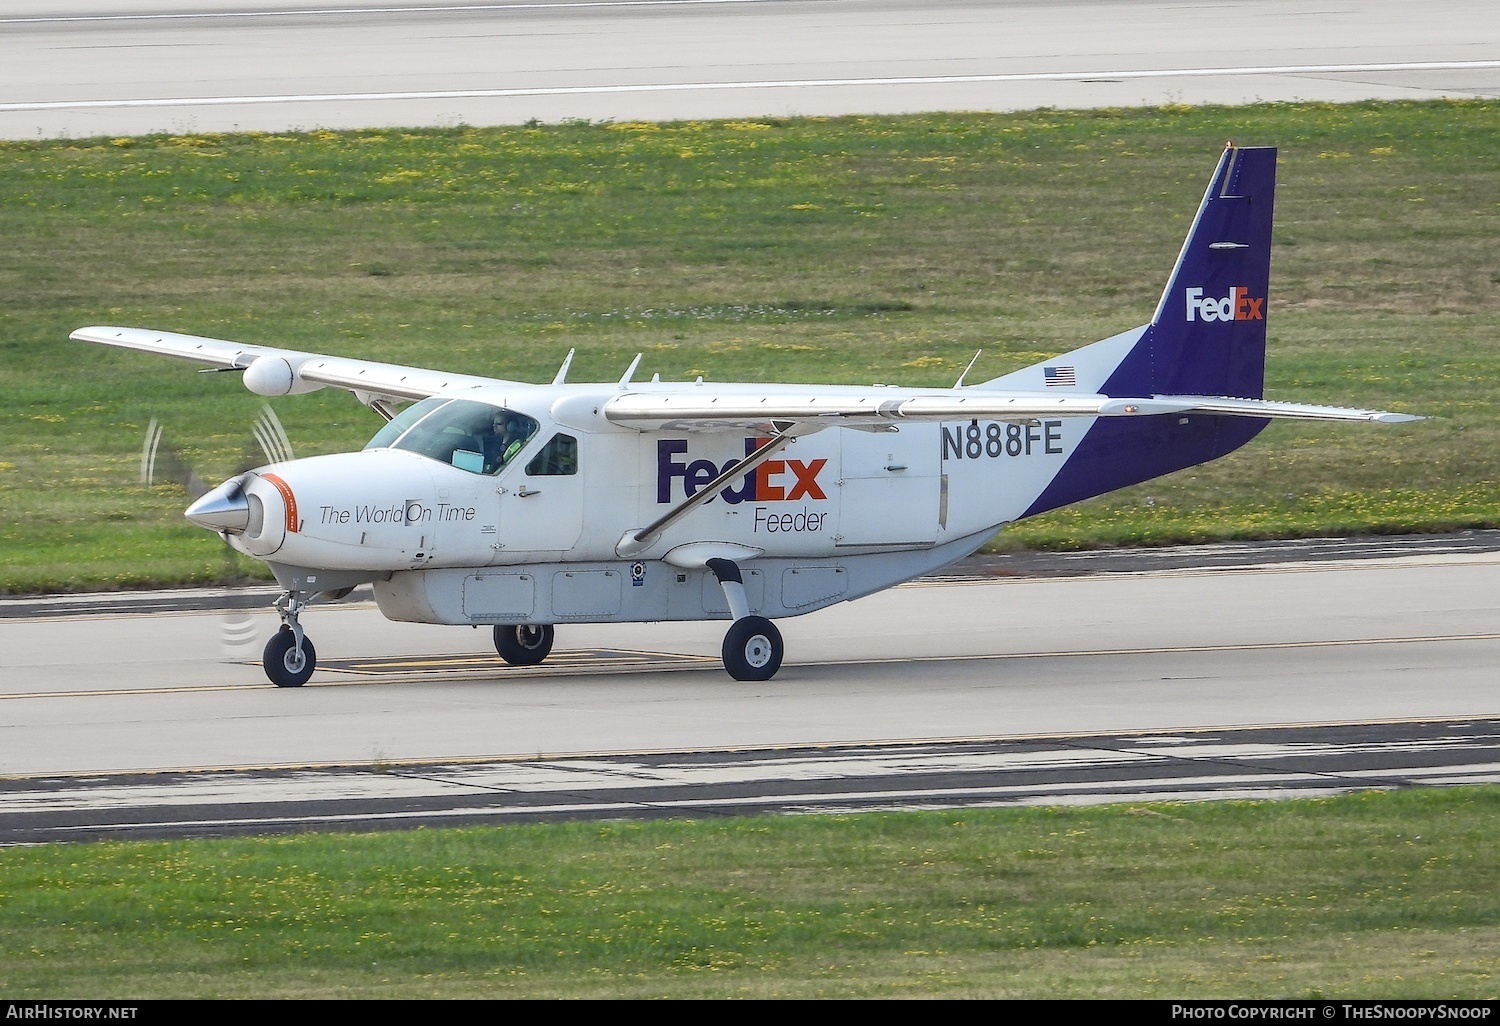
375,169,425,185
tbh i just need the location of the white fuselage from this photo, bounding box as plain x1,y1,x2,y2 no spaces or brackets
223,382,1085,626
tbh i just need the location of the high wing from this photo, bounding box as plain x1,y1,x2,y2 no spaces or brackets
69,325,514,402
73,325,1419,430
601,386,1420,434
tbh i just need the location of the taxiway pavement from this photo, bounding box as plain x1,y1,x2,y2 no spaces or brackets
2,0,1497,138
4,541,1497,778
7,718,1498,843
3,540,1498,840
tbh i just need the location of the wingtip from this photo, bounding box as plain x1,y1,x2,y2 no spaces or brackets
71,324,134,343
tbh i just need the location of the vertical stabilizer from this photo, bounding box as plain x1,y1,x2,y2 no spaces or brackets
1017,145,1278,517
1103,144,1277,399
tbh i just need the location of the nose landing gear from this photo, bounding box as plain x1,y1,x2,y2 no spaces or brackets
264,590,316,687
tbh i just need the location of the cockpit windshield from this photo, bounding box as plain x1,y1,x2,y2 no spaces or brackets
364,398,538,474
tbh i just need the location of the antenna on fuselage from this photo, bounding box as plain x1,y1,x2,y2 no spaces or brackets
552,348,575,386
619,353,643,386
954,349,983,388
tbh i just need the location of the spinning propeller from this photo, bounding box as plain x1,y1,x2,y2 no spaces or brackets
140,405,296,657
140,403,294,499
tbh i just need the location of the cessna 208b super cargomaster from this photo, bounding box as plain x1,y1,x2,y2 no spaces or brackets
73,145,1418,686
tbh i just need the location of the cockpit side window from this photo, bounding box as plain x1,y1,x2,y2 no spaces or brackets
525,433,578,476
477,409,540,474
369,398,538,475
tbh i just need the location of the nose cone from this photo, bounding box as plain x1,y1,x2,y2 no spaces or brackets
185,476,251,534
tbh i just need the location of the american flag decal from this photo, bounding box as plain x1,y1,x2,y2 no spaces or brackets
1043,365,1076,387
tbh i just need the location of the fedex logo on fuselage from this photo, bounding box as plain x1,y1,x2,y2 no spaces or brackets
657,438,827,504
1185,286,1264,322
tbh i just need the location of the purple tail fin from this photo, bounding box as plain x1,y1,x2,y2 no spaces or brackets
1021,145,1277,518
1103,144,1277,399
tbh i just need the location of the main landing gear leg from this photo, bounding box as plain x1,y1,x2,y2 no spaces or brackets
707,558,783,682
263,590,317,687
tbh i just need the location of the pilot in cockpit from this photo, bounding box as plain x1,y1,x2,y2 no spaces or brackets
483,413,527,473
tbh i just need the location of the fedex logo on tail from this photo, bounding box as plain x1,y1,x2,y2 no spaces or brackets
657,438,827,505
1186,286,1264,323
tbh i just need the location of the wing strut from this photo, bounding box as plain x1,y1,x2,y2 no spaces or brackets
616,428,794,557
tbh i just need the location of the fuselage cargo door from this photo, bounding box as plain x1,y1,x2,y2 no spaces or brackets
836,425,940,546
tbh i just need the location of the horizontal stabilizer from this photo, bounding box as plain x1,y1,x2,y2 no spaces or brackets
1151,395,1423,424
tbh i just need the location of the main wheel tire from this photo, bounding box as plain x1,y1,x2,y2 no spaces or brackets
494,623,554,666
263,628,316,687
721,616,783,681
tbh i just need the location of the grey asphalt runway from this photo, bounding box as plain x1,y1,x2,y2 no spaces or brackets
6,719,1499,843
4,544,1497,776
2,0,1497,138
2,542,1498,839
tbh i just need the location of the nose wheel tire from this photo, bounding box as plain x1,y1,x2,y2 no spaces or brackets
721,615,783,681
494,623,555,666
263,627,317,687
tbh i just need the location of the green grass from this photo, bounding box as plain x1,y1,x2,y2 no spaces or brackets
2,787,1497,998
3,101,1498,591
